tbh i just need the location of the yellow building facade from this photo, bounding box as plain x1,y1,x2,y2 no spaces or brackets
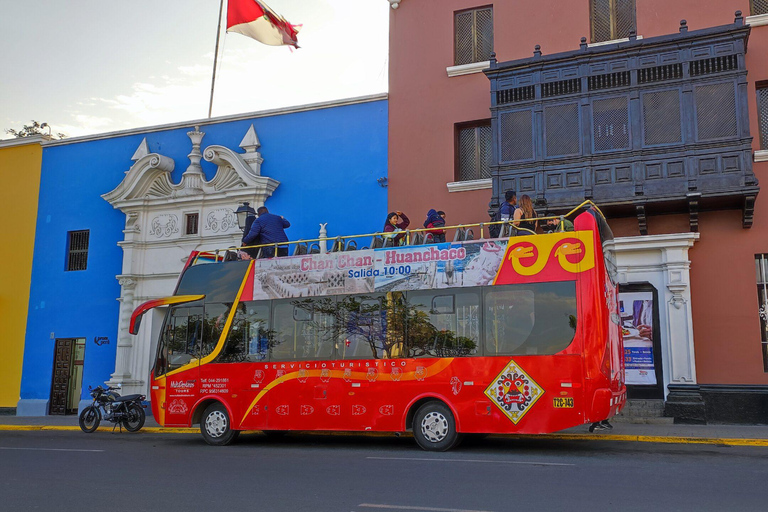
0,137,43,409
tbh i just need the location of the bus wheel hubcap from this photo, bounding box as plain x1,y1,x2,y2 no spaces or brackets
421,411,448,443
206,411,227,437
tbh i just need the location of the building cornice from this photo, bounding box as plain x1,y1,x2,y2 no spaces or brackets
0,135,51,149
42,93,387,147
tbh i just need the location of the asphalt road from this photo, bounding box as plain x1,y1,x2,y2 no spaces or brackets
1,429,766,512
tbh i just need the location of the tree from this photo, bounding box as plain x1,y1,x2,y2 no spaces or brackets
5,120,66,139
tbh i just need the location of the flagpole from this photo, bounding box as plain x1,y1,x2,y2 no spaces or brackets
208,0,225,118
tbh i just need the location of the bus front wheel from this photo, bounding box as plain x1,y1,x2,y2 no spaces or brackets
413,401,461,451
200,403,240,446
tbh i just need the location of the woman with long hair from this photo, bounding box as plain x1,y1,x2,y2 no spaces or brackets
383,211,410,245
513,194,538,234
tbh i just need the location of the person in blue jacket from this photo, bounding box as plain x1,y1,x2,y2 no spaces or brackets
243,206,291,258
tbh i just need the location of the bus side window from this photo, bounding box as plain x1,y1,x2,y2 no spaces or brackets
406,290,480,357
165,306,203,371
202,303,232,358
216,302,271,363
484,282,577,356
339,295,386,359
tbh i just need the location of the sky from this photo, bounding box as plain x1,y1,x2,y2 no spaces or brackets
0,0,389,139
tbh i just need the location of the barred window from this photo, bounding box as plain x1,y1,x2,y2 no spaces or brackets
591,0,636,43
755,255,768,371
455,7,493,66
457,121,492,181
758,83,768,149
66,230,89,271
185,213,199,235
752,1,768,15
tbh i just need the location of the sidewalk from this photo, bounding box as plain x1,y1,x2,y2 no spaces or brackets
2,413,768,446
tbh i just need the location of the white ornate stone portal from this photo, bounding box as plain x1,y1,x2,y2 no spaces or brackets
102,125,279,396
611,233,700,397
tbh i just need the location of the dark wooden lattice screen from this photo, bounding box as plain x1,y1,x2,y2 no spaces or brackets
695,82,738,141
593,96,630,151
642,90,682,145
500,110,533,162
455,7,493,65
591,0,636,43
66,230,89,271
458,124,492,181
545,103,580,157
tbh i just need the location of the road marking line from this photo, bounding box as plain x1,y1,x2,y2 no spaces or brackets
358,504,495,512
0,447,104,452
366,456,573,466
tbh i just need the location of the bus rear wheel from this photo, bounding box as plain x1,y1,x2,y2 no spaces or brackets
200,403,239,446
413,401,461,451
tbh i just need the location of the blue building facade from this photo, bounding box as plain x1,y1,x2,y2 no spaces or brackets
18,96,388,415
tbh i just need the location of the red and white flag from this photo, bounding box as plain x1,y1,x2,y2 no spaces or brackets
227,0,301,49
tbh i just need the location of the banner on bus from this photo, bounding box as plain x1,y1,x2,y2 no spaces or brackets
248,240,509,300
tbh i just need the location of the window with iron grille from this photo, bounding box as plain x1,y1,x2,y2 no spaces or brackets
752,0,768,15
185,213,199,235
755,254,768,371
66,230,89,272
591,0,636,43
454,7,493,66
457,121,492,181
758,83,768,149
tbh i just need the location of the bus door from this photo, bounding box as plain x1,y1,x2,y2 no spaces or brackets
161,304,204,426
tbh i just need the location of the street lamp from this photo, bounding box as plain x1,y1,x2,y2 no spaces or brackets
235,202,256,231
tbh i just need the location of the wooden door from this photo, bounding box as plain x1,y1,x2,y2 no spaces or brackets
50,339,74,415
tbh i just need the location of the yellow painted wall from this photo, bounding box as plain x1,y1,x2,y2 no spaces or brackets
0,139,43,408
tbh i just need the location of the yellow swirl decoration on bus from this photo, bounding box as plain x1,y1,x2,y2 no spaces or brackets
505,232,595,276
240,358,455,424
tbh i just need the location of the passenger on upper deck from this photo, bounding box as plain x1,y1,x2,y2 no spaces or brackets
423,209,446,243
514,194,538,234
243,206,291,258
383,211,410,246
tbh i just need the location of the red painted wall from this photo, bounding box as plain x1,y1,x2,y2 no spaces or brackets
389,1,768,385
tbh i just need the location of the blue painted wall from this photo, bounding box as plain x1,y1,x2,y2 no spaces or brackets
19,99,388,411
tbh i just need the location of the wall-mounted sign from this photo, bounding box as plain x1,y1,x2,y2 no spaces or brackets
619,291,657,385
94,336,110,346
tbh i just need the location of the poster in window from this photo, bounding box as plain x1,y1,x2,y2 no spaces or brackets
619,291,657,385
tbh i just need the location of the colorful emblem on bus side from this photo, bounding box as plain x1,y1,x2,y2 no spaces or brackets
494,231,595,284
484,360,544,424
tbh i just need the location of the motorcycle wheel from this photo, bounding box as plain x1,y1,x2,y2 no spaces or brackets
122,403,146,432
79,406,100,433
200,403,239,446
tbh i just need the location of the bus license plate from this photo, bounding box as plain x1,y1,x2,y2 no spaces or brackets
553,397,574,408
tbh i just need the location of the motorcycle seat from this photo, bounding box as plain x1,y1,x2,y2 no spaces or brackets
113,394,144,402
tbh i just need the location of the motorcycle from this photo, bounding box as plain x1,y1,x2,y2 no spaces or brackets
78,385,146,433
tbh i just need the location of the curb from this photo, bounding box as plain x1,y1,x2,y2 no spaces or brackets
2,425,768,447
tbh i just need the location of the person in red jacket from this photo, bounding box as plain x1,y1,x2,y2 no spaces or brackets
383,211,410,245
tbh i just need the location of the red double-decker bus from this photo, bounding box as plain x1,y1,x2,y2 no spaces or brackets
131,206,625,450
